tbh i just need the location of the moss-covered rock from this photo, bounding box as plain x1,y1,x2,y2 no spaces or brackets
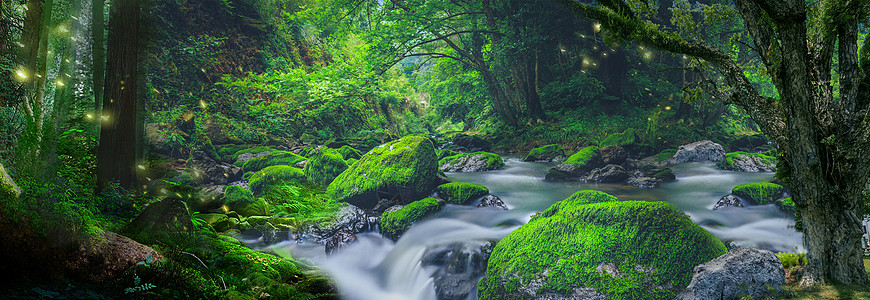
248,165,306,196
337,145,363,160
439,151,504,172
731,182,787,205
600,128,636,148
303,147,348,186
223,185,271,216
379,197,445,240
435,182,489,205
345,158,358,166
478,190,727,300
327,136,440,209
524,144,564,162
718,151,776,172
436,149,459,160
0,162,20,200
545,146,601,181
564,146,601,167
775,197,795,215
241,151,307,173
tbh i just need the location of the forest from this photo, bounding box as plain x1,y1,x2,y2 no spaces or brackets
1,0,869,299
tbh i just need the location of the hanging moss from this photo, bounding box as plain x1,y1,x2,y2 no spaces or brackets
435,182,489,205
379,197,445,240
731,182,787,205
303,147,348,186
249,165,306,196
479,190,726,300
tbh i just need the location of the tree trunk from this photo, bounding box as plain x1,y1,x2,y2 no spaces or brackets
92,0,105,126
96,0,140,191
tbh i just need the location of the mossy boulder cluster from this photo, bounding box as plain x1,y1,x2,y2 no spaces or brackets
545,146,601,181
434,182,489,205
523,144,564,162
303,147,348,186
718,151,776,172
439,151,504,172
328,136,440,209
478,190,727,300
379,197,445,240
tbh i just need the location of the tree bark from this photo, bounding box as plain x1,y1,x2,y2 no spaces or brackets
92,0,105,124
96,0,140,191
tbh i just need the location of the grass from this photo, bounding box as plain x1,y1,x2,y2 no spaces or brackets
774,258,870,299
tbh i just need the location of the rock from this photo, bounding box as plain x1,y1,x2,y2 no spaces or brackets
775,197,795,215
439,151,504,172
240,150,307,173
675,247,786,300
380,198,445,241
248,165,306,196
328,136,440,209
452,134,492,151
190,184,225,212
475,195,508,210
324,229,358,255
545,146,602,181
294,160,307,168
585,164,629,183
236,151,270,163
72,231,163,282
477,190,726,300
122,198,193,244
298,205,374,246
524,144,564,162
731,182,788,205
628,176,660,188
337,145,363,160
198,213,231,232
224,185,270,216
599,145,627,165
304,147,348,186
713,195,744,210
188,150,242,185
719,151,776,172
666,141,726,165
435,182,489,205
423,241,494,300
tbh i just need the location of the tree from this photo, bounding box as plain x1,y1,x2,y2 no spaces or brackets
556,0,870,284
92,0,105,125
96,0,141,191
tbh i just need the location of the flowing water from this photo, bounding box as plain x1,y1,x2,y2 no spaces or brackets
270,157,803,300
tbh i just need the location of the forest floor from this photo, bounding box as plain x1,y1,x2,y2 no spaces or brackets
780,258,870,299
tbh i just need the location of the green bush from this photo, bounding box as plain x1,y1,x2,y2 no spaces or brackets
775,252,807,269
435,182,489,205
379,197,445,240
263,184,342,225
249,166,306,196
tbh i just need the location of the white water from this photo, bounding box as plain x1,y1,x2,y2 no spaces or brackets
271,158,803,299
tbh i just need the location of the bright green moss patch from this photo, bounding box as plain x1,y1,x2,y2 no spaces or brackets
435,182,489,205
345,158,358,166
777,197,795,215
249,165,306,196
379,197,445,240
303,147,348,186
241,151,307,173
479,192,727,300
327,136,439,209
564,146,600,167
654,149,677,162
600,128,636,148
224,185,270,216
438,151,505,171
218,144,249,161
337,145,363,160
524,144,564,162
731,182,787,205
718,151,775,170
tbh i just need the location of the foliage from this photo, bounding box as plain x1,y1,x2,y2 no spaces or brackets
262,184,342,225
524,144,564,162
731,182,787,205
600,128,636,148
248,165,306,196
379,197,445,241
241,150,307,173
303,147,347,186
435,182,489,205
776,252,808,269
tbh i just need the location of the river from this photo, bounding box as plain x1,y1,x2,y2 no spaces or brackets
271,157,803,300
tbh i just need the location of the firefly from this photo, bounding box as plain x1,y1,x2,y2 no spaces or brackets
593,23,601,32
15,69,27,80
101,115,109,121
137,165,145,170
665,106,672,110
55,80,64,87
86,113,93,119
200,100,207,109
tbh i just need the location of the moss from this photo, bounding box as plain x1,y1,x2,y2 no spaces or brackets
327,136,439,208
600,128,636,148
731,182,787,205
435,182,489,205
479,191,727,300
777,197,795,215
0,163,20,200
218,144,249,161
564,146,600,167
718,151,776,170
524,144,564,162
345,158,358,166
337,145,363,160
248,165,306,196
438,151,505,171
437,149,459,160
379,197,445,240
654,149,677,162
303,147,348,186
241,151,307,173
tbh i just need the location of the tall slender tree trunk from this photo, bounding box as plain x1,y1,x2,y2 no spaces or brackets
92,0,105,126
96,0,140,191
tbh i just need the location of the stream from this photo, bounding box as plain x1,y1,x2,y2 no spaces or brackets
269,157,803,300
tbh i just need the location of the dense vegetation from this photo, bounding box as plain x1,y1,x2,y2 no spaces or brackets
1,0,869,298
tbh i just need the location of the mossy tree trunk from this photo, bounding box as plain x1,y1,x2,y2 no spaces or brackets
556,0,870,284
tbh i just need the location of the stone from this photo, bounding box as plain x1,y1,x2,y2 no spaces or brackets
713,195,744,210
545,146,602,181
122,198,193,244
675,247,786,300
324,229,358,255
585,164,629,183
599,145,628,165
423,241,494,300
524,144,564,162
666,141,726,165
298,204,374,245
236,151,270,163
188,150,242,185
439,152,504,172
475,195,508,210
628,176,660,188
720,152,776,172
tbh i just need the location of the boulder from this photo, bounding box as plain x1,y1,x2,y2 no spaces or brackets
236,151,270,163
775,197,795,215
599,145,627,165
628,176,660,188
439,151,504,172
328,136,440,209
713,195,744,210
523,144,564,162
423,241,494,300
122,198,193,244
545,146,602,181
298,204,375,245
188,150,242,185
666,141,726,165
719,151,776,172
224,185,270,216
303,147,348,186
336,145,363,160
248,165,306,196
379,198,445,241
452,134,492,151
478,190,726,300
190,184,225,212
476,195,508,210
731,182,788,205
585,164,629,183
324,229,358,255
435,182,489,205
675,247,786,300
240,151,307,173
